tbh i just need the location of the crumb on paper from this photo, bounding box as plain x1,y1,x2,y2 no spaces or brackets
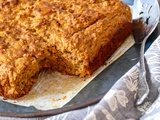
62,96,67,100
52,98,55,101
2,97,7,100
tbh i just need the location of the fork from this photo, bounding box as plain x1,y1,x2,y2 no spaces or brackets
132,0,160,106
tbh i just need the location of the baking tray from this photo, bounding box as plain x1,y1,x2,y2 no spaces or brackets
0,0,159,118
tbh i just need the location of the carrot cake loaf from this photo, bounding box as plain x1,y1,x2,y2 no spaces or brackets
0,0,133,99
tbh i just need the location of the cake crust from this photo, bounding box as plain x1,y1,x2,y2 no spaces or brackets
0,0,133,99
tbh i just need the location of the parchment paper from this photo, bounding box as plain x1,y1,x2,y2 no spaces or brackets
0,35,135,110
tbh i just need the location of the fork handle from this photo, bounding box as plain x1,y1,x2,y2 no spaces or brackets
135,36,150,106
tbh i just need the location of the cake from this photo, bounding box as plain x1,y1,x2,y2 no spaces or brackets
0,0,133,99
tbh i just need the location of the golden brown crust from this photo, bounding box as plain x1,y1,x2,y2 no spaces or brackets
87,17,133,75
0,0,133,99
